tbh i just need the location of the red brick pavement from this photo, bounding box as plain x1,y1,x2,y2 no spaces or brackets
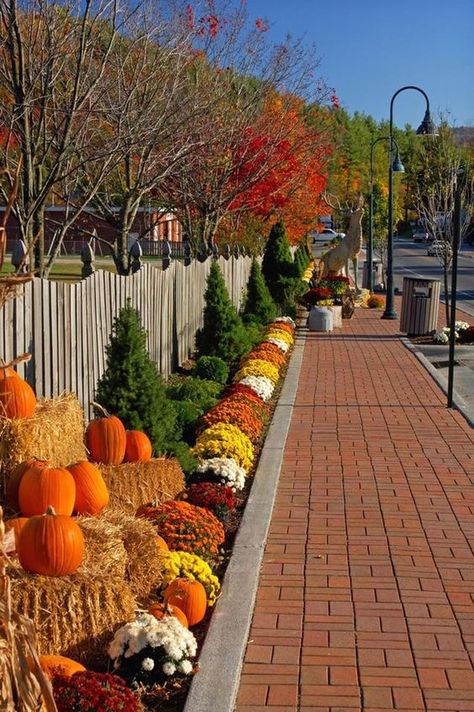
235,307,474,712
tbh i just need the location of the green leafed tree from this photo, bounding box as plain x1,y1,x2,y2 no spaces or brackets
196,261,251,363
96,302,177,454
241,258,277,325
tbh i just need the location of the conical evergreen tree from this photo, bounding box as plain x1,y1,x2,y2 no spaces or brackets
96,302,177,454
261,220,301,311
196,261,251,363
242,258,277,324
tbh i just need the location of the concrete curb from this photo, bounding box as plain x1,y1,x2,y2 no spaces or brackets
401,337,473,428
183,332,306,712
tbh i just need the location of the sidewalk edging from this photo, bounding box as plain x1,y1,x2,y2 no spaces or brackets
183,333,306,712
401,337,473,427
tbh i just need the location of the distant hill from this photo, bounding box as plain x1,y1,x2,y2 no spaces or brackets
453,126,474,147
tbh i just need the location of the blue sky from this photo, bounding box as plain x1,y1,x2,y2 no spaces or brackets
243,0,473,128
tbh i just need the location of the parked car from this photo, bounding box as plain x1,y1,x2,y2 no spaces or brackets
427,240,453,258
412,229,429,243
312,228,346,243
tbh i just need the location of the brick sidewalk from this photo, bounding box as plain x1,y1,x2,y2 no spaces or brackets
235,308,474,712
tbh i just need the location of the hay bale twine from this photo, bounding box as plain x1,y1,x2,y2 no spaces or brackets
8,564,137,668
99,457,185,514
0,393,86,499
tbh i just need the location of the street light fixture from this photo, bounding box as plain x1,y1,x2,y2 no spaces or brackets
368,136,404,293
382,86,437,320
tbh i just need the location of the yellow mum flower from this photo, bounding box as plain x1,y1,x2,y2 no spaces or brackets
192,423,254,471
234,359,280,385
162,551,221,606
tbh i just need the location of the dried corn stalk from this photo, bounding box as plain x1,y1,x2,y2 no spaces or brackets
0,507,57,711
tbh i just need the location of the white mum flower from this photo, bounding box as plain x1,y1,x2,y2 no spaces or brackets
196,457,247,490
179,659,193,674
433,330,449,344
238,375,274,401
273,316,295,328
265,337,289,353
163,662,176,676
141,657,155,671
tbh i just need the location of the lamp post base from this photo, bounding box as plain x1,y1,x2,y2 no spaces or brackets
381,310,398,320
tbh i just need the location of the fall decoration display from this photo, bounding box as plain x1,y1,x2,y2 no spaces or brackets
8,565,137,665
366,294,385,309
38,655,86,680
141,500,225,562
200,399,264,443
95,303,178,456
77,516,128,580
223,382,267,408
85,405,126,465
162,551,221,606
195,261,251,363
67,461,109,515
109,613,197,685
178,482,237,521
163,578,207,627
0,367,36,419
18,506,85,576
52,671,140,711
243,343,286,369
124,430,153,463
0,508,57,712
194,457,247,491
264,336,290,353
99,457,185,514
192,422,255,471
264,327,294,345
148,601,189,628
18,464,76,517
5,458,48,512
234,358,280,386
0,392,86,500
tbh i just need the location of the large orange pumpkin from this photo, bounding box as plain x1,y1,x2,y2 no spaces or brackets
6,459,48,512
0,373,36,419
148,601,189,628
125,430,152,463
4,517,29,553
18,464,76,516
163,578,207,627
17,506,85,576
67,461,109,515
38,655,86,679
86,413,126,465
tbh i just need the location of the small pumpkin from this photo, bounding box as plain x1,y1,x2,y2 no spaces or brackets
67,460,109,515
135,502,160,520
0,373,36,419
163,578,207,627
18,464,76,516
6,458,48,512
38,655,86,679
148,601,188,628
156,535,169,552
125,430,152,463
4,517,29,553
17,506,85,576
86,404,126,465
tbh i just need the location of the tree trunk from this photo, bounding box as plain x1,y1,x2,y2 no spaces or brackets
33,206,45,277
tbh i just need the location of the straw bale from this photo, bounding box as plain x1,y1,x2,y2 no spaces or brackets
100,457,185,514
102,510,166,602
77,516,127,580
8,562,137,668
0,392,86,499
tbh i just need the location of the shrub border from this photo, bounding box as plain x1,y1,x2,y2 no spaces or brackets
183,332,306,712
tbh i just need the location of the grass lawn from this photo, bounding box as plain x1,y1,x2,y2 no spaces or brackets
1,255,166,282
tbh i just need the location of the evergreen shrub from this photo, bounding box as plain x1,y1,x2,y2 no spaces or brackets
195,356,229,385
241,258,277,325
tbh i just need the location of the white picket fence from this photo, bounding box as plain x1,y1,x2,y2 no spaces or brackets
0,257,252,418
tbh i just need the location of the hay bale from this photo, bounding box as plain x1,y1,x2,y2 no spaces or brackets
0,392,86,498
8,563,137,668
102,510,166,602
100,457,185,514
77,516,128,580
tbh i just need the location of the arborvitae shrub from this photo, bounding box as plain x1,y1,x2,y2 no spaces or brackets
195,356,229,384
96,302,178,455
261,221,303,313
241,258,277,325
196,261,251,363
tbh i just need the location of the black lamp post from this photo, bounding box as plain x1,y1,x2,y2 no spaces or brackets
382,86,437,320
368,136,404,293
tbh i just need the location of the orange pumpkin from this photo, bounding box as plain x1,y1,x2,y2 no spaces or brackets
67,461,109,515
156,535,169,552
0,366,19,380
135,502,160,520
6,459,49,512
4,517,29,553
38,655,86,679
125,430,152,463
86,413,126,465
17,506,85,576
148,601,188,628
0,374,36,419
163,578,207,627
18,464,76,516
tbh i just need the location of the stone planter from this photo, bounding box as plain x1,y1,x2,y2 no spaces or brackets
295,305,310,328
307,306,333,332
328,305,342,328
